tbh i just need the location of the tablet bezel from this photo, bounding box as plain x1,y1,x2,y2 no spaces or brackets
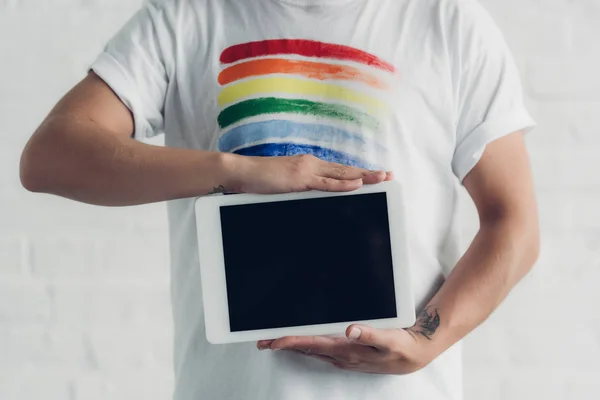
194,180,415,344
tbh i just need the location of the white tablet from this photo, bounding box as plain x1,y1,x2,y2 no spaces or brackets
194,180,415,344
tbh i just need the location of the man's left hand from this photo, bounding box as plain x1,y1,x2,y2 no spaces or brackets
256,324,439,375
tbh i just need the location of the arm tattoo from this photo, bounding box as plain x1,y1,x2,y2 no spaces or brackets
408,306,440,341
208,185,227,195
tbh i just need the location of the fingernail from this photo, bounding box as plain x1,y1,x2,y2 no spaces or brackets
348,327,362,340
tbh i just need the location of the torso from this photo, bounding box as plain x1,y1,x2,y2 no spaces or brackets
164,1,466,399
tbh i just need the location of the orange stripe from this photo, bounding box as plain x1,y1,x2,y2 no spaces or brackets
218,58,385,88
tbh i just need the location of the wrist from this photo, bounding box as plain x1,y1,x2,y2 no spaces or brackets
216,151,248,193
412,304,463,356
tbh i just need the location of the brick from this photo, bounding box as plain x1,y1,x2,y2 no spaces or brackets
0,142,23,195
480,0,570,60
535,188,575,232
0,372,71,400
6,0,144,11
562,145,600,186
0,0,16,8
1,194,134,237
0,325,173,376
31,237,100,277
74,371,174,400
31,235,169,282
570,0,600,57
521,0,600,102
85,327,172,370
128,202,169,233
463,370,506,400
0,237,28,275
504,324,599,368
50,284,171,329
569,190,600,231
528,148,569,190
0,283,52,324
492,0,600,101
463,315,512,367
0,326,88,369
498,368,600,400
529,145,600,189
526,56,600,101
96,234,170,281
524,100,570,147
568,102,600,144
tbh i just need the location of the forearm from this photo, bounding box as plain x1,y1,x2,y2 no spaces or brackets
414,215,540,351
20,115,237,206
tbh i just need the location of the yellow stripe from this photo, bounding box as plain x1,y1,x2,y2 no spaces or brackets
218,77,386,112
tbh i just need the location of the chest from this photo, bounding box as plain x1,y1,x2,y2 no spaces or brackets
168,3,457,171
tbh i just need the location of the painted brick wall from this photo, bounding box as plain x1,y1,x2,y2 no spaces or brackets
0,0,598,399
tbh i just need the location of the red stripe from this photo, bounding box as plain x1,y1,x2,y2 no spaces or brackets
220,39,395,72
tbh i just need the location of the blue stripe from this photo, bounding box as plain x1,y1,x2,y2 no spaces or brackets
232,143,378,170
218,120,386,154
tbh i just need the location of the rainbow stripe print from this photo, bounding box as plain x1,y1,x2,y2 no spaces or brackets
216,39,397,169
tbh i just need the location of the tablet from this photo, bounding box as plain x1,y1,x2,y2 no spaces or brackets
194,180,415,344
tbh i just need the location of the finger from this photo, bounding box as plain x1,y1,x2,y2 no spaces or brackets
273,335,379,365
320,164,383,182
346,324,400,351
319,163,392,185
320,164,365,180
384,171,394,181
257,340,275,350
270,335,339,355
310,176,363,192
361,170,387,185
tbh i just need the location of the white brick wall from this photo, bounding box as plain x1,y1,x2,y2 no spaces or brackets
0,0,598,399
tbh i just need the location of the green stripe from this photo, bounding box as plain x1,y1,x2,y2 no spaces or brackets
217,97,380,131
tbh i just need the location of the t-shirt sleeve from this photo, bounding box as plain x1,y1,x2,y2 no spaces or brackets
89,1,175,141
451,1,536,182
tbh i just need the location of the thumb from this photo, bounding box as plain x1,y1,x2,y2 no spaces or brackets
345,325,397,350
346,324,417,350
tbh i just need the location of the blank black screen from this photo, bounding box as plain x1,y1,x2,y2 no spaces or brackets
219,192,397,332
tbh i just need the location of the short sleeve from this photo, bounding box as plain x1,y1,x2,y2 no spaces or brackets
90,1,176,141
452,1,536,182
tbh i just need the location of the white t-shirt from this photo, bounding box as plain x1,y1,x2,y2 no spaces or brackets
91,0,535,399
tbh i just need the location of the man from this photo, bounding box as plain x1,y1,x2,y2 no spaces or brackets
19,0,540,399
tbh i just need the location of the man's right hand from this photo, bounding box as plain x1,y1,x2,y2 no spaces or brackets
227,153,393,194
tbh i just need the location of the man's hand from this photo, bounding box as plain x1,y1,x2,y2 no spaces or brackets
20,72,393,206
228,153,393,194
256,307,442,375
253,132,539,376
